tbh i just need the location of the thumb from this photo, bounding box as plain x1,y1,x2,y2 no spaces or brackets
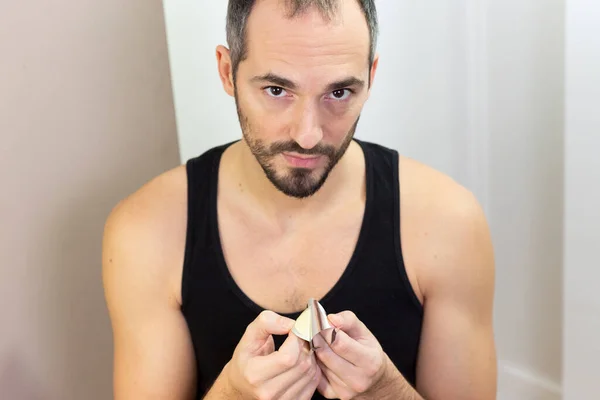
241,310,295,351
278,331,304,358
328,310,371,339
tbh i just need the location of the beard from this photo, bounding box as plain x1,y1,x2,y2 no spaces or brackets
235,96,359,199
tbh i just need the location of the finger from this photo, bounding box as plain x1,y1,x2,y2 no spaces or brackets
281,353,321,400
241,310,295,353
260,346,315,399
316,368,340,399
328,311,373,340
312,332,363,382
317,359,354,399
246,333,303,381
278,331,312,363
324,327,374,366
296,368,322,400
256,334,275,356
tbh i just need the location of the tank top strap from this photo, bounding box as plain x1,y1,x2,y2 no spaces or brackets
181,141,235,308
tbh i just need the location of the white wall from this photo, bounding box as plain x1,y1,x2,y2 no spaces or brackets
162,2,238,162
163,0,474,188
485,0,565,398
563,0,600,398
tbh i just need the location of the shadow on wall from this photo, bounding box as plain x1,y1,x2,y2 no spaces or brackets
0,354,45,400
0,0,181,398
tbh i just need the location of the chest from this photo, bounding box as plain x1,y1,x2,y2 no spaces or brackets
217,203,364,314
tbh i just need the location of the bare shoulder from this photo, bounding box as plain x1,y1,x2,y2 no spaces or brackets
102,164,189,306
398,155,494,303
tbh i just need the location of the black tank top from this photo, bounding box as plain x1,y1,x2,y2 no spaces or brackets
181,139,423,399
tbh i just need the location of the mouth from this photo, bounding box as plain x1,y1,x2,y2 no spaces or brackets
282,152,324,169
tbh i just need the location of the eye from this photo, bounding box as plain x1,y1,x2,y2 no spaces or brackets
328,89,352,101
264,86,288,98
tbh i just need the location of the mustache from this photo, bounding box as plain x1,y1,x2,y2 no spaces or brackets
268,141,336,157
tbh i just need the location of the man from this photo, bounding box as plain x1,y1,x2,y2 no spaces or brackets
102,0,497,399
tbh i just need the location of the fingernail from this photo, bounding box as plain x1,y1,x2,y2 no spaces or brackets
328,314,340,325
311,332,326,350
278,315,293,328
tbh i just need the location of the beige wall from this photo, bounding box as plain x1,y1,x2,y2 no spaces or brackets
0,1,180,398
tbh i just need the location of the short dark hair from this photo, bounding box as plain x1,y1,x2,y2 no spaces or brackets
226,0,378,81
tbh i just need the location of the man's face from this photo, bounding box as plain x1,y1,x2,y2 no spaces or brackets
223,0,377,198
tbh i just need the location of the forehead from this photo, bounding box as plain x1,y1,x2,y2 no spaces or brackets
242,0,370,80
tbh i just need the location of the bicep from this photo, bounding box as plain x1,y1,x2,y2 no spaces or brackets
110,302,197,400
416,295,496,400
102,206,196,400
414,191,497,399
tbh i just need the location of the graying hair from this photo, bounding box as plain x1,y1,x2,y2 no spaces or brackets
226,0,378,81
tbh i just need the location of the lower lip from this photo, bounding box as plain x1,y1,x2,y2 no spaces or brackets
282,153,323,168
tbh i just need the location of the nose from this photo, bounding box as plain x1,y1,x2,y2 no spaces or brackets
289,101,323,149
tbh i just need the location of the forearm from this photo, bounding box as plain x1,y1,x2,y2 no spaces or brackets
371,375,424,400
360,358,424,400
203,363,244,400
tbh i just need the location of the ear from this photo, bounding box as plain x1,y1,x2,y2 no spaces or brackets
216,45,235,97
367,52,380,93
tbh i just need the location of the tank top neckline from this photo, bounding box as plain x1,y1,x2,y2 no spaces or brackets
208,139,375,320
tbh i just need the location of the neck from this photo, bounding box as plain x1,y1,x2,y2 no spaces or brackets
233,140,362,219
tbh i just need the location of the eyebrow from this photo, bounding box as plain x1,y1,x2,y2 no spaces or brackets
251,73,365,92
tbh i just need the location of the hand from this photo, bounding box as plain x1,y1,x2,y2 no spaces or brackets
225,310,322,400
312,311,392,400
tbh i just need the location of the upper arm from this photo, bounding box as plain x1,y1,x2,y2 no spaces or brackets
102,172,196,400
402,169,497,399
